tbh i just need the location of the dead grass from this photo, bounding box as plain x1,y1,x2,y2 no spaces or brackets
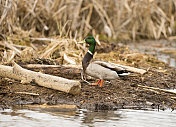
0,0,176,64
0,0,176,40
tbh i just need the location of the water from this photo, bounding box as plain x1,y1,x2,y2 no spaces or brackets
128,40,176,68
157,54,176,68
0,108,176,127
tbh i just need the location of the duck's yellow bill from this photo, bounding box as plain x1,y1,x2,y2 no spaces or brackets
77,40,86,44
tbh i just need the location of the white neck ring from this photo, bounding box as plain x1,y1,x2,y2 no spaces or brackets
88,50,93,55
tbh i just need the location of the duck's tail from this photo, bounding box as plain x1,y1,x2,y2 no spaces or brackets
116,70,130,77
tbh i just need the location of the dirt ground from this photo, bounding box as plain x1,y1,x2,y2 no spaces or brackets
0,41,176,111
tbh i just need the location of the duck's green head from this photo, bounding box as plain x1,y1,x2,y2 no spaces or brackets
84,36,96,54
78,36,96,54
84,36,96,46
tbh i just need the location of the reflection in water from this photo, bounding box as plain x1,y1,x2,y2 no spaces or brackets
158,54,176,68
79,110,122,124
168,58,176,68
0,108,176,127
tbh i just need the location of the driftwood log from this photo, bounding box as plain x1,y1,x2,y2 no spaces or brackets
0,63,81,95
21,64,81,79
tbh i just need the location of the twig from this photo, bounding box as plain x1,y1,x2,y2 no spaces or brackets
22,64,82,69
12,44,27,49
40,42,61,58
22,64,61,68
136,84,176,95
64,54,76,65
142,88,160,94
15,92,39,96
0,41,21,55
171,97,176,100
30,37,59,42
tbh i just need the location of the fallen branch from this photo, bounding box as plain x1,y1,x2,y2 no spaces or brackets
142,88,160,94
22,64,62,68
15,92,39,96
0,63,81,95
171,97,176,100
94,61,147,74
113,64,147,74
21,64,81,80
136,84,176,95
26,104,77,109
25,104,77,111
22,64,82,69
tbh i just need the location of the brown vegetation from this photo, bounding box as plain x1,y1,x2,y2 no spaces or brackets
0,0,176,40
0,0,176,65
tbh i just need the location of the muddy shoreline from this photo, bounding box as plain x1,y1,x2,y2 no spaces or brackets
0,42,176,111
0,66,175,111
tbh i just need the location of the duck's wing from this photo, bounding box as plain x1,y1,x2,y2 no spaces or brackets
93,61,126,71
93,61,130,76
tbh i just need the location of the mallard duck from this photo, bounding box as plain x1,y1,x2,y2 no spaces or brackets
80,36,129,87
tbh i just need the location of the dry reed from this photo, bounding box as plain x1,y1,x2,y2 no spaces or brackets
0,0,176,40
0,0,176,63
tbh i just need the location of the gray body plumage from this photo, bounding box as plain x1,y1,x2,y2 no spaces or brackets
85,61,129,80
85,62,119,80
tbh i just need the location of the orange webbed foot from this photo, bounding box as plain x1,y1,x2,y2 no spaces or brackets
90,80,101,86
90,80,103,87
99,80,103,87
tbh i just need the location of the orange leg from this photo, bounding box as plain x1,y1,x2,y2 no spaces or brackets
99,80,103,87
90,80,101,86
